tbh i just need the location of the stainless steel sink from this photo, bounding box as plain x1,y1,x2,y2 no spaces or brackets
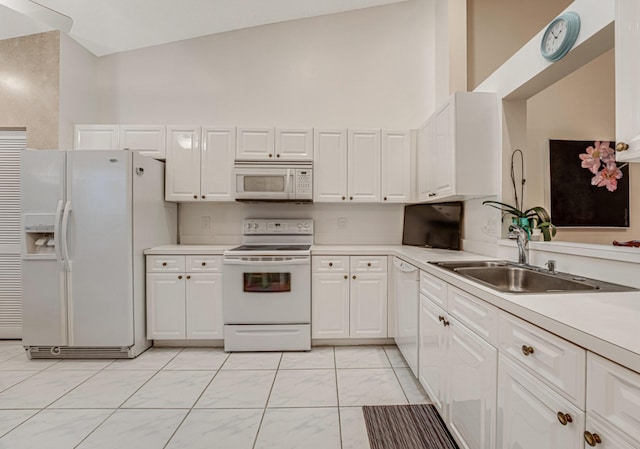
431,260,636,294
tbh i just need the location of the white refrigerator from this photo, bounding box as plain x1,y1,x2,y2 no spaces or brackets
21,150,177,358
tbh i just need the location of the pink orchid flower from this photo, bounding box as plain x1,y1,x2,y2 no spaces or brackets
579,141,614,174
591,161,623,192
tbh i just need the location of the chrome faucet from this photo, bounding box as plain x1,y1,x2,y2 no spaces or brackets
508,223,529,265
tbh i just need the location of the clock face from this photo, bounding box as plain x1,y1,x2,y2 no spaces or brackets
540,12,581,62
543,19,568,55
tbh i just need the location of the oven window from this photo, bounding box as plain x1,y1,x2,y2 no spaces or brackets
243,176,285,192
243,272,291,293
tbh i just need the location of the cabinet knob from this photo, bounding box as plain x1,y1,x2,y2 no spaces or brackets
193,195,197,199
438,315,445,322
521,345,534,356
349,196,353,200
367,262,371,267
429,193,436,197
352,275,356,279
556,412,573,426
202,195,205,199
584,431,602,446
384,197,387,201
276,154,280,158
178,275,183,279
615,142,629,152
201,262,206,266
329,262,333,267
342,196,346,201
186,275,191,279
162,262,167,267
443,319,450,327
269,153,273,158
344,275,348,279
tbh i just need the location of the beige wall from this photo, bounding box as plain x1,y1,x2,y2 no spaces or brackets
467,0,572,90
0,31,59,148
527,49,638,244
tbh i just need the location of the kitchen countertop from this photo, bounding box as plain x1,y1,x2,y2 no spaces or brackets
145,243,640,373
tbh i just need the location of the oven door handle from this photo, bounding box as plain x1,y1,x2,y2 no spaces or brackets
223,258,310,266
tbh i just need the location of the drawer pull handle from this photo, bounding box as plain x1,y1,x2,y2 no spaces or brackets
178,275,183,279
443,319,450,327
438,315,445,322
556,412,572,426
186,275,191,279
584,431,602,446
329,262,333,267
162,262,167,267
201,262,206,266
521,345,534,356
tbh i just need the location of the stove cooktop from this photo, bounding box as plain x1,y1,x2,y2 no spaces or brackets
229,244,311,252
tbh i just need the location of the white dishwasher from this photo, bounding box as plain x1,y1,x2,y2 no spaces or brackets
393,257,419,377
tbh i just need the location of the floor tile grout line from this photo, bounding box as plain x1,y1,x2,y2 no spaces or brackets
72,408,120,449
251,352,283,449
383,346,412,405
161,351,230,449
0,409,42,439
334,346,345,449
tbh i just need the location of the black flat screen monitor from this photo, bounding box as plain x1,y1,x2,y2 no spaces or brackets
402,202,463,250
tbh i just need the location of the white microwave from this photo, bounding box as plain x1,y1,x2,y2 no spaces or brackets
234,162,313,202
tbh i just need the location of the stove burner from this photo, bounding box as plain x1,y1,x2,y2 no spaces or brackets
229,244,311,252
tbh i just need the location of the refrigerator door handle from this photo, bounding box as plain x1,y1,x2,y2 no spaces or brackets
61,200,72,272
54,200,64,264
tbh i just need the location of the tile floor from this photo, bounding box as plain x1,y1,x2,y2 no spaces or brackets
0,341,430,449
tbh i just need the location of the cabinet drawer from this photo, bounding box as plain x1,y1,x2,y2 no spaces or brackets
312,256,350,273
146,255,185,273
447,285,498,346
186,255,222,272
350,256,387,273
587,352,640,443
498,312,586,407
420,271,447,309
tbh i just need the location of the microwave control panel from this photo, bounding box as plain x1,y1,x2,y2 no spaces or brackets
295,169,312,196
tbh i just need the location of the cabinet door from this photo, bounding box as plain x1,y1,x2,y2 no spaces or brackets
146,273,186,339
313,129,348,202
236,127,275,160
276,128,313,161
350,272,387,338
74,125,119,150
434,103,454,198
165,126,201,201
615,0,640,162
201,127,236,201
419,294,448,416
186,273,223,339
497,355,584,449
381,130,411,203
448,316,497,449
120,125,166,159
312,272,350,339
417,120,435,201
348,129,381,202
584,414,638,449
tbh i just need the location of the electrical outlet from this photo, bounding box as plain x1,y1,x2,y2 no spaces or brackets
337,217,347,230
201,216,211,230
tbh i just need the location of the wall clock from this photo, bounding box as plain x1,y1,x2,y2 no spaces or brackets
540,12,581,62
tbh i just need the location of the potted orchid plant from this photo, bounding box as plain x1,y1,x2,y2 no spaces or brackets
482,200,556,241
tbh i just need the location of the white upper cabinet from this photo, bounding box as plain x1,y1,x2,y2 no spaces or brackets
201,127,236,201
348,129,381,202
615,1,640,162
165,126,201,201
74,125,166,159
74,125,119,150
314,129,349,202
275,128,313,160
236,127,275,161
120,125,166,159
418,92,499,202
381,130,412,202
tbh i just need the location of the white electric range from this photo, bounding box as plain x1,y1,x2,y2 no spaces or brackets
222,219,313,351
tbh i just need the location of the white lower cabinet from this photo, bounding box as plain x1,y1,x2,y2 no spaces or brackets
418,272,497,449
312,255,387,339
146,255,223,340
497,355,585,449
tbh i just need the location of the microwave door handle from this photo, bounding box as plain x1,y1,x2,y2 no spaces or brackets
285,169,292,195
